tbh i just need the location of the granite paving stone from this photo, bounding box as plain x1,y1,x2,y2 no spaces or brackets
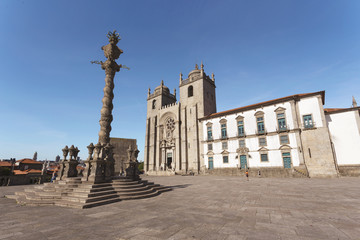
1,176,360,239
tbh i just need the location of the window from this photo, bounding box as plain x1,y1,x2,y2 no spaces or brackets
208,143,213,151
223,156,229,163
257,117,265,134
237,120,245,137
280,135,289,144
277,113,287,131
303,115,313,128
152,100,156,109
207,126,212,140
188,86,193,97
222,141,228,150
221,123,227,139
260,154,268,162
259,137,267,146
239,139,245,148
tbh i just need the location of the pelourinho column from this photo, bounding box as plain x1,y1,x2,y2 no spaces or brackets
98,31,123,145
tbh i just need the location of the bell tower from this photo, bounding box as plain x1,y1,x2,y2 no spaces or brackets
179,62,217,173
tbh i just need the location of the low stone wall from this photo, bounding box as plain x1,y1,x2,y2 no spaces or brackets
204,167,305,178
0,175,51,186
338,165,360,177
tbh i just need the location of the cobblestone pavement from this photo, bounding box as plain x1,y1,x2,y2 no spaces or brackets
1,176,360,240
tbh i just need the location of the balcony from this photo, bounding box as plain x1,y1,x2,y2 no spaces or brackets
276,125,290,133
256,129,267,135
237,132,246,138
219,135,228,140
303,122,316,130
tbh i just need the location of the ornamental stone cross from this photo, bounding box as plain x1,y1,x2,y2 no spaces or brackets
98,30,123,145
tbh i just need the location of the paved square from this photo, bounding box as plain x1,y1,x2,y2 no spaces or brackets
1,176,360,240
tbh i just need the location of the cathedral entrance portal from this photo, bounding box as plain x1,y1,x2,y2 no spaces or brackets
167,152,173,169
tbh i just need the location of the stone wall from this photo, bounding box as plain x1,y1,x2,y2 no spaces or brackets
204,167,307,178
0,174,50,186
338,165,360,177
110,137,137,175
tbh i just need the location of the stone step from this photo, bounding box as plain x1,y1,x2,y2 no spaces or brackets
35,191,62,197
78,183,113,189
117,188,155,196
62,192,119,203
26,194,61,200
113,185,151,192
67,189,117,198
55,197,123,209
111,183,145,189
111,180,141,185
71,186,115,193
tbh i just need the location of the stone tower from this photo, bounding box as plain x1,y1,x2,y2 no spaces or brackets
178,63,216,172
144,63,216,175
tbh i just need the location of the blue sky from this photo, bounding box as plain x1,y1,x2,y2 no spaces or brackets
0,0,359,160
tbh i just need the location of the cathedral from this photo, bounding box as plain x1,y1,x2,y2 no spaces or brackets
144,64,360,177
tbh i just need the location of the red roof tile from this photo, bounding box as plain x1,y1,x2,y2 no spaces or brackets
0,162,12,167
200,91,325,120
16,159,42,164
324,107,360,114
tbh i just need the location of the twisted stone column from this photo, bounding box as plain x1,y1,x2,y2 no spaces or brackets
98,32,123,145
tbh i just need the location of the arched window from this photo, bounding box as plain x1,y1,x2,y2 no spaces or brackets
152,100,156,109
188,86,193,97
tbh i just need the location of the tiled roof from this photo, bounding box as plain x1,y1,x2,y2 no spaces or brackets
13,169,42,175
16,159,42,164
324,107,360,114
0,161,12,167
200,91,325,120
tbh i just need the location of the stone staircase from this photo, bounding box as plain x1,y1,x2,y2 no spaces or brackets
7,177,171,209
293,166,310,178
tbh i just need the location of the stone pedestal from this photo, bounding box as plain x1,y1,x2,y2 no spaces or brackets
81,159,91,182
125,161,140,181
87,158,105,183
61,160,78,179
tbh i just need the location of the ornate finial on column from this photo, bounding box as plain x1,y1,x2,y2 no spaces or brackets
174,88,176,98
195,63,199,70
98,31,124,145
69,145,75,160
62,146,69,161
211,73,215,82
352,96,357,107
87,143,95,160
161,80,164,87
74,147,80,160
148,88,151,97
179,72,183,85
200,60,204,77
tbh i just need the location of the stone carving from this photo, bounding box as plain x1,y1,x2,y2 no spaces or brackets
125,146,140,180
59,145,80,180
165,118,175,140
98,30,123,145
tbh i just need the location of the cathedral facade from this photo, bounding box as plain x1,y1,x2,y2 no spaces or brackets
144,64,360,177
144,63,216,175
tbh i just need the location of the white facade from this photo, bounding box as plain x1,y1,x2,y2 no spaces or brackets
200,92,340,177
326,109,360,166
202,101,302,169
